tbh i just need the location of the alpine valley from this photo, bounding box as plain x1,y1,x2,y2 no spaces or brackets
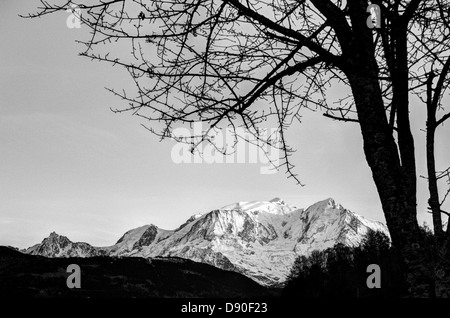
23,197,388,287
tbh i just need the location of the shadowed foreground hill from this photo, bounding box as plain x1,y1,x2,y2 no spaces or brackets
0,247,276,298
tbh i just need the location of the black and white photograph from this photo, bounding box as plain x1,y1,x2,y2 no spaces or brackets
1,0,450,306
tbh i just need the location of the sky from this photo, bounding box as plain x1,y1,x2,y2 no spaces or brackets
1,1,449,249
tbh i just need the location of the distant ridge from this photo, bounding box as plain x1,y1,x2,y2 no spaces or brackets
24,197,388,286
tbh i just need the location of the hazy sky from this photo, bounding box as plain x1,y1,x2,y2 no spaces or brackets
1,1,449,249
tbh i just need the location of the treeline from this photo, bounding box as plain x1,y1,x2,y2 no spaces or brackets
283,227,437,298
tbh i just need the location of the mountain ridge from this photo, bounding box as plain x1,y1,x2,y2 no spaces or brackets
23,197,388,286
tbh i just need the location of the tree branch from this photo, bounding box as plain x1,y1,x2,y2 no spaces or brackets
436,112,450,127
322,113,359,123
309,0,352,53
403,0,424,23
223,0,341,65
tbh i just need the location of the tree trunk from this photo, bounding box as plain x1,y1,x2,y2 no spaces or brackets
426,124,443,237
426,73,450,297
348,70,432,296
426,73,444,237
343,4,431,295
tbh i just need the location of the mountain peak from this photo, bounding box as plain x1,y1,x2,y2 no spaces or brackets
42,232,72,247
28,231,101,258
45,232,66,241
327,197,336,208
325,198,345,210
269,197,285,205
312,197,338,208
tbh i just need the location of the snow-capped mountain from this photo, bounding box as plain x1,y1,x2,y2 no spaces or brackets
24,198,388,286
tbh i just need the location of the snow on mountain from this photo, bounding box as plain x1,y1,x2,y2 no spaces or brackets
292,198,387,255
221,197,299,215
23,198,389,286
102,224,174,255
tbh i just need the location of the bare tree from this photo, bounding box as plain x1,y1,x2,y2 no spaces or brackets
423,68,450,239
414,10,450,294
406,0,450,243
23,0,450,296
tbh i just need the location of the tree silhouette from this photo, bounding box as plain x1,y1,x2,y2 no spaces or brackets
23,0,450,296
284,230,408,298
422,65,450,233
